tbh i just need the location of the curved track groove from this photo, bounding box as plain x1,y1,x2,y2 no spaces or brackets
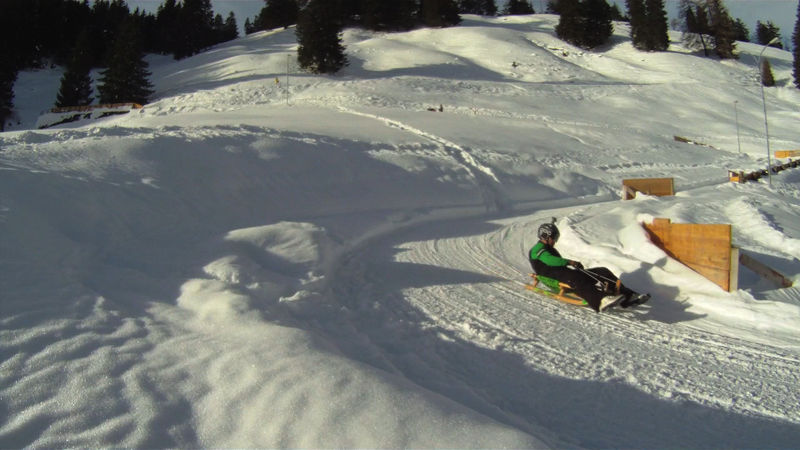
329,210,800,446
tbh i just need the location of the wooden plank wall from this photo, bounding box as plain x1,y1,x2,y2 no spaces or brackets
622,178,674,200
644,218,737,292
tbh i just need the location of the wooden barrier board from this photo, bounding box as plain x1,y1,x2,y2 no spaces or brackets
49,103,143,114
775,150,800,158
622,178,674,200
644,218,736,291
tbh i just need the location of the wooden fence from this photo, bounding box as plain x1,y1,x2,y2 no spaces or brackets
729,159,800,183
49,103,143,114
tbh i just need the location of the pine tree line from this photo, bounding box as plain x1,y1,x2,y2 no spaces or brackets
251,0,473,35
0,0,240,129
294,0,467,74
3,0,800,129
52,16,154,110
1,0,239,72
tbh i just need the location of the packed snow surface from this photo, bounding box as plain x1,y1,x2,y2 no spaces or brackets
2,15,800,448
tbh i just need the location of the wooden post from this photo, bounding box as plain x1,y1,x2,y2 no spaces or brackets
729,171,745,183
739,253,793,288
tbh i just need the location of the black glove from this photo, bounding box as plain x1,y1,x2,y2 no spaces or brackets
570,260,583,270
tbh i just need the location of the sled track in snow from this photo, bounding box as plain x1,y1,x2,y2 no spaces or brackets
313,106,800,444
330,210,800,447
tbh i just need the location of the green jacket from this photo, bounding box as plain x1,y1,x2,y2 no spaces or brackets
529,241,569,267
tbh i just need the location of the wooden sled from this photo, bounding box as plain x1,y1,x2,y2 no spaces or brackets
525,273,587,306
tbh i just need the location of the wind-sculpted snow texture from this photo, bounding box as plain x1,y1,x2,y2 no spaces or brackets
2,15,800,448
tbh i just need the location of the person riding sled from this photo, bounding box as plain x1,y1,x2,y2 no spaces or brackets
528,220,648,312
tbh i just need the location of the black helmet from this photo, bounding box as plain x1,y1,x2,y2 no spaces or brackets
538,219,560,242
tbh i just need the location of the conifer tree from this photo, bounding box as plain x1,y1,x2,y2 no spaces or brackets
761,58,776,87
223,12,239,41
732,18,750,42
609,3,625,20
0,66,16,131
504,0,535,15
581,0,614,48
363,0,418,30
680,1,710,56
156,0,181,54
255,0,299,31
557,0,613,49
643,0,669,50
97,20,153,104
626,0,646,48
707,0,736,59
756,21,783,48
56,30,94,107
459,0,497,15
212,13,225,40
555,0,582,42
132,7,160,55
486,0,499,15
89,0,131,66
0,1,20,130
422,0,462,27
459,0,480,15
296,0,348,74
174,0,215,59
208,12,238,43
794,0,800,88
333,0,362,25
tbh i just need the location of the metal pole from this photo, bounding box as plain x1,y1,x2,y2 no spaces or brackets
286,54,290,106
734,100,741,154
760,81,772,186
758,38,778,187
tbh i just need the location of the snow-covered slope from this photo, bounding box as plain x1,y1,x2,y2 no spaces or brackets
2,15,800,448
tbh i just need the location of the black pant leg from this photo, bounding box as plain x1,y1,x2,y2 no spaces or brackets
556,269,605,311
586,267,636,296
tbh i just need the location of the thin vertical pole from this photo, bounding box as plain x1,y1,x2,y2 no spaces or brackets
734,101,741,154
758,39,778,187
286,54,290,106
761,81,772,186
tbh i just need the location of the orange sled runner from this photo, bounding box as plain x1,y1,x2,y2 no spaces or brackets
524,273,623,307
525,273,588,306
524,272,654,312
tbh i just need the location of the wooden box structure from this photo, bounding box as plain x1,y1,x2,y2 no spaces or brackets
643,218,738,292
622,178,674,200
